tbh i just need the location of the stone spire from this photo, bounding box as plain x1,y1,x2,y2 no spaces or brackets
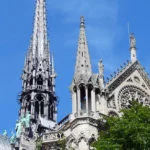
27,0,50,62
130,33,137,63
74,16,92,79
20,0,57,128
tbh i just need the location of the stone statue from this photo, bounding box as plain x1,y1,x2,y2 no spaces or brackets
15,120,22,138
3,130,7,136
10,132,16,144
130,33,136,48
25,111,31,128
21,115,26,127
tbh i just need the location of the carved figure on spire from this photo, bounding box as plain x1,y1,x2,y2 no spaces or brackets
129,33,137,62
130,33,136,48
15,120,22,138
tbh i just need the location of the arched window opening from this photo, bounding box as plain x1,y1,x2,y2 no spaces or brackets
37,75,43,85
28,102,31,112
25,103,28,114
48,79,51,87
88,85,92,112
51,105,54,120
35,101,39,118
41,101,44,115
26,95,31,102
48,100,54,120
30,77,33,85
80,85,86,112
95,88,100,111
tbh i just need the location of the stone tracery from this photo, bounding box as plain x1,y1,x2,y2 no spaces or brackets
118,86,150,109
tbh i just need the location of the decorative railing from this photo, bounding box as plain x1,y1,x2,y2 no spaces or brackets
26,85,47,91
42,132,64,143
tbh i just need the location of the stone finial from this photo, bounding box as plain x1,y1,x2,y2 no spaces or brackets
129,33,137,62
98,59,104,78
80,16,85,28
98,60,104,88
130,33,136,48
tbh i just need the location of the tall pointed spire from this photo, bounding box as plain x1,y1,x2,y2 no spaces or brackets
28,0,50,61
74,16,92,79
20,0,57,127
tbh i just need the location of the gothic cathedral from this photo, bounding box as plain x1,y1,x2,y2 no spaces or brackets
1,0,150,150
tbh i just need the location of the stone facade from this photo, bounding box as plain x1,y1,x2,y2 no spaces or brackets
9,0,150,150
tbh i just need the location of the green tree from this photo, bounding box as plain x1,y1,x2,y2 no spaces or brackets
92,101,150,150
36,138,42,150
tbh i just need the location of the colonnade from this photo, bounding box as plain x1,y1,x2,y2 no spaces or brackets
72,85,98,115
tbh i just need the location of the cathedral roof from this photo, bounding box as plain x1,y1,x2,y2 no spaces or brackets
105,60,150,92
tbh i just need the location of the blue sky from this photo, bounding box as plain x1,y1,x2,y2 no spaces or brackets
0,0,150,134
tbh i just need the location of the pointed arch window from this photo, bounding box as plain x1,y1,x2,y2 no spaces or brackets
80,84,86,112
30,76,33,85
37,75,43,85
41,101,44,115
35,101,39,118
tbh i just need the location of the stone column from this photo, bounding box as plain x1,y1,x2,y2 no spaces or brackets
31,93,35,118
30,101,34,119
54,103,57,122
86,87,89,114
72,91,77,114
77,87,81,115
100,92,107,114
44,102,48,118
91,88,96,112
32,70,36,89
39,102,41,116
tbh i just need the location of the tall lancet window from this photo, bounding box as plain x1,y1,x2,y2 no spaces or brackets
41,101,44,115
30,76,33,85
88,85,92,112
37,75,43,85
80,84,86,112
35,101,39,118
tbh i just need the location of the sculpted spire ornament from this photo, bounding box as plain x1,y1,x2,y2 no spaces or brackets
130,33,136,48
129,33,137,63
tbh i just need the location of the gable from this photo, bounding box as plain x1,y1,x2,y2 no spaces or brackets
106,61,150,111
106,61,150,93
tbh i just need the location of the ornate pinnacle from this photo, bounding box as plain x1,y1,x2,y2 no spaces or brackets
74,16,92,79
80,16,85,28
98,59,104,77
130,33,136,49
